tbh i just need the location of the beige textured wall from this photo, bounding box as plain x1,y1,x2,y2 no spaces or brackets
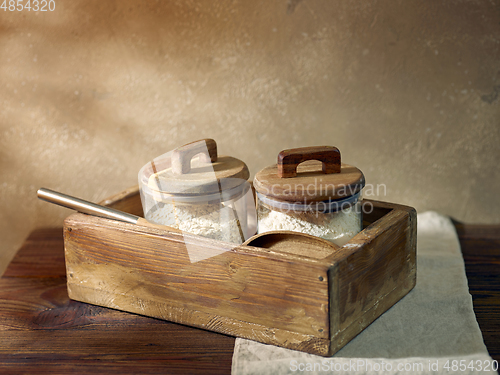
1,0,499,275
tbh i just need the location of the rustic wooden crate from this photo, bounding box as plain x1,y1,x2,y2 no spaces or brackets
63,186,416,357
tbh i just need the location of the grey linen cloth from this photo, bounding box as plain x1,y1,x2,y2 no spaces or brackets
232,212,497,375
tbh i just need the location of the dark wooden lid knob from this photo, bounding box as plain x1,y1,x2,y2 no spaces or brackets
277,146,341,178
254,146,364,202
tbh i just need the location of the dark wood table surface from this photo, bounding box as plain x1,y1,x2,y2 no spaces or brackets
0,224,498,373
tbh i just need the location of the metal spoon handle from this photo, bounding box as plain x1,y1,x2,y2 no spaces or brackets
37,188,140,224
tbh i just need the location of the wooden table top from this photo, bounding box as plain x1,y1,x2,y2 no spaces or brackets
0,223,498,373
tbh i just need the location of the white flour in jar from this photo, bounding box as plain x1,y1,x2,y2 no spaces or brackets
144,167,245,244
146,201,244,244
257,203,362,247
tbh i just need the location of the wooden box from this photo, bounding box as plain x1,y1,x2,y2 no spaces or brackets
63,186,416,357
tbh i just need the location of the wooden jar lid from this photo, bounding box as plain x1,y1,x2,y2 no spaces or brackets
253,146,365,203
145,139,249,195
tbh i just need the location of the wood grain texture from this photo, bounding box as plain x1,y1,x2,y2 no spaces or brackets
64,214,331,353
454,222,500,362
254,161,365,202
277,146,341,178
171,138,218,175
99,185,144,217
64,189,416,356
0,221,497,372
328,203,417,353
142,138,250,196
0,228,235,374
242,230,340,259
2,227,66,278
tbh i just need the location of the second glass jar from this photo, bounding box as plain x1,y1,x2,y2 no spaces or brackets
253,146,365,247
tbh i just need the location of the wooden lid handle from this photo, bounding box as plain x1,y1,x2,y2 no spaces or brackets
171,139,218,175
277,146,341,178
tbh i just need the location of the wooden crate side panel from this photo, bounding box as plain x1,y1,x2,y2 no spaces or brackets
63,216,330,339
99,186,143,217
331,208,417,351
361,201,392,229
66,281,330,356
327,263,340,355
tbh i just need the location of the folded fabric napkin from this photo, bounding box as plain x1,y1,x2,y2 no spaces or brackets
232,212,497,375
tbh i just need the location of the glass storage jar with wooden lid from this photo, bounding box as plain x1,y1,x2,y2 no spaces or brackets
253,146,365,247
139,139,255,245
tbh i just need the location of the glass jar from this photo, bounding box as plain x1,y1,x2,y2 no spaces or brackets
138,139,256,244
253,146,365,247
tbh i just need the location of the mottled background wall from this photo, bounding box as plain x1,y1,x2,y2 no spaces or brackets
1,0,499,275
